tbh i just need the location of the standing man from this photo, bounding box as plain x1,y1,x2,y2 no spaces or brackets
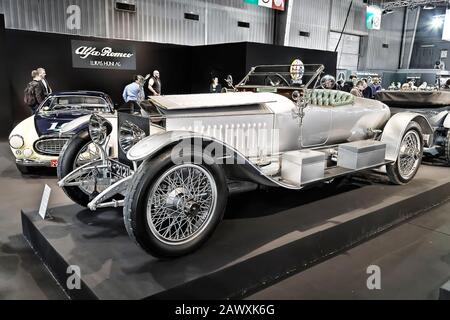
123,75,145,111
209,77,222,93
37,67,52,97
24,70,45,114
148,70,161,96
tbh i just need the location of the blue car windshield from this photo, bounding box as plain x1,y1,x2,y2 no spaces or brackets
39,96,110,114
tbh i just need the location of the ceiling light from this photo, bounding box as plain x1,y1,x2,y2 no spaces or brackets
430,16,444,28
424,4,436,10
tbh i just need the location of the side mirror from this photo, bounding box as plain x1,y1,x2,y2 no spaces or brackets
225,75,234,87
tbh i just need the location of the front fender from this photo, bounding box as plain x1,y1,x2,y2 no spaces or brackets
381,112,433,162
127,131,293,189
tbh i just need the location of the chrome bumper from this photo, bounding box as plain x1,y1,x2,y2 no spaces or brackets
16,159,53,167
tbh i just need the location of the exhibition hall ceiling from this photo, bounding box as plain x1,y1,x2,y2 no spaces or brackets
0,0,405,71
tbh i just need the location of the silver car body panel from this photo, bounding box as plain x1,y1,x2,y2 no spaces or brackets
150,92,278,110
152,93,391,159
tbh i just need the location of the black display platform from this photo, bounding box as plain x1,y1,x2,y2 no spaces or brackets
22,166,450,300
440,280,450,300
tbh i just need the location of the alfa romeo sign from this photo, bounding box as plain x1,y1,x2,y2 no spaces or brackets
71,40,136,70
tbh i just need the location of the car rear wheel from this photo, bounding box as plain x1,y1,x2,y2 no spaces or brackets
386,122,423,185
124,148,228,258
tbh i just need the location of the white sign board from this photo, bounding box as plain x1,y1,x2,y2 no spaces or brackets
38,185,52,220
443,10,450,41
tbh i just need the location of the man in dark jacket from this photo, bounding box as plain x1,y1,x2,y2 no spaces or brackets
37,67,52,97
24,70,45,114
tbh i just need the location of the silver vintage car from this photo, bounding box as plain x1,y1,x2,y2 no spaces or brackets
57,63,433,257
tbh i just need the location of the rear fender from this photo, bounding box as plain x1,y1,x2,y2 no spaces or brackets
381,112,433,162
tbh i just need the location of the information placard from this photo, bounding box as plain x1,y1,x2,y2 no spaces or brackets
38,184,52,220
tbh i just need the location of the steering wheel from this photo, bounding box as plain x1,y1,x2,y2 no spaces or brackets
264,73,290,87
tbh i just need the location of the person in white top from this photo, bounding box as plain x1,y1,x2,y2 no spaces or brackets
37,67,52,96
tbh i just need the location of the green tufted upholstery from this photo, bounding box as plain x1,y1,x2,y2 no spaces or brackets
304,89,355,107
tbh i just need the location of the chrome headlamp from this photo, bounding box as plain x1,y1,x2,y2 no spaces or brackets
9,135,24,149
89,114,112,145
119,121,146,153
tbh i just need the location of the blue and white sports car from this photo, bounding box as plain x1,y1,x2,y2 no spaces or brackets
9,91,114,174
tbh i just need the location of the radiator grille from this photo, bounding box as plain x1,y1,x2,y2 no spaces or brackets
34,138,69,156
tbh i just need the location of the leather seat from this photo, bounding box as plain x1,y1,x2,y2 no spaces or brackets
304,89,355,107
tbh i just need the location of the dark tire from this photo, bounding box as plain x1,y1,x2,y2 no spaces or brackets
445,130,450,165
386,122,423,185
124,148,228,258
57,130,93,207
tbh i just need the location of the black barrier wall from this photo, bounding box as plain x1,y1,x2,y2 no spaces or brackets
3,27,337,136
190,42,337,94
5,30,192,124
246,43,337,78
0,15,13,137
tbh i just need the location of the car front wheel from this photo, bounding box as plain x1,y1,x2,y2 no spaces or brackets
57,131,101,206
124,148,228,258
386,121,423,185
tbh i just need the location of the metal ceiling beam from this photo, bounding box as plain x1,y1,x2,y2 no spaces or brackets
383,0,447,10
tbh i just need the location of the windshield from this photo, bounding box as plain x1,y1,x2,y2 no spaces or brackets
39,96,111,114
237,63,325,90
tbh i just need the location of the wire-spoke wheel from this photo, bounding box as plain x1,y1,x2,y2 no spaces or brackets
398,130,421,179
147,164,217,246
387,122,423,185
124,148,228,258
73,142,102,196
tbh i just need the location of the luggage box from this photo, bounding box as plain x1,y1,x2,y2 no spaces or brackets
337,140,386,170
281,150,326,186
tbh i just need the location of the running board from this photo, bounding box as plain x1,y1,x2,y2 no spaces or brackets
273,161,394,189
